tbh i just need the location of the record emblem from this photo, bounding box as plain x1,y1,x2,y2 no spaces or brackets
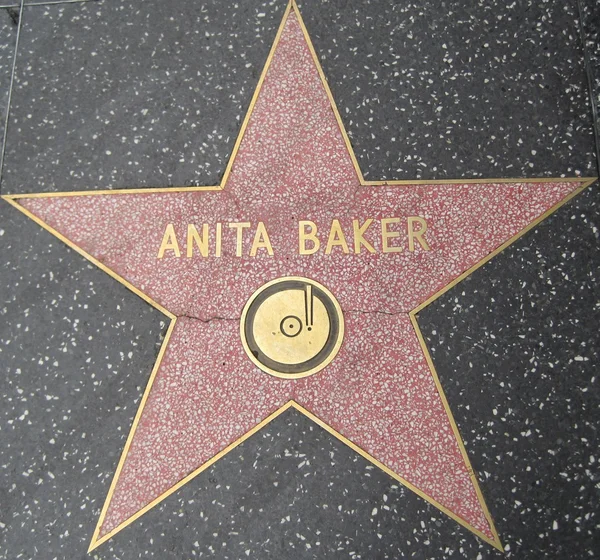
240,277,344,379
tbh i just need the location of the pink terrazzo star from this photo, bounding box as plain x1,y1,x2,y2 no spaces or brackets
4,1,592,553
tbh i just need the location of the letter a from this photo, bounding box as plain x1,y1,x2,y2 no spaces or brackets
325,219,349,254
250,222,274,256
157,223,181,258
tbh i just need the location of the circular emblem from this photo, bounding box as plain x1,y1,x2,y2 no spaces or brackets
240,277,344,379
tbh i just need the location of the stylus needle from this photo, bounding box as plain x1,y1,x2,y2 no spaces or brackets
305,284,313,327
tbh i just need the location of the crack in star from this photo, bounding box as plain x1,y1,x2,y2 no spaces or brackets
178,314,240,323
342,308,406,317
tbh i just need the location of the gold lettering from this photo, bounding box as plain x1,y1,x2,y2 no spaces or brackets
250,221,274,256
159,218,431,260
381,218,403,253
215,222,222,257
352,219,376,254
186,224,209,258
299,220,320,255
407,216,430,251
325,219,349,254
157,223,181,258
228,222,251,257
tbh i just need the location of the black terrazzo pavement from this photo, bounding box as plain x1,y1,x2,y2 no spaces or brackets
299,0,597,180
0,0,93,5
419,183,600,559
0,1,599,559
0,198,167,559
0,8,17,156
581,0,600,171
2,0,598,194
2,0,286,193
92,408,504,560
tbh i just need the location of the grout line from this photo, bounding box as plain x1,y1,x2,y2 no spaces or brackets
0,0,95,8
0,0,24,193
21,0,97,5
576,0,600,176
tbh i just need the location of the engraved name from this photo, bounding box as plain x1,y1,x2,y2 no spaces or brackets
157,217,430,259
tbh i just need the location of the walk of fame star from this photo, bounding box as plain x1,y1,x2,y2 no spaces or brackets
2,1,594,553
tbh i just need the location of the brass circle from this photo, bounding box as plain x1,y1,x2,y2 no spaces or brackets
240,277,344,379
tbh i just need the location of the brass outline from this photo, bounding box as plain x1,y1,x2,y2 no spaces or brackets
0,0,596,553
240,276,345,379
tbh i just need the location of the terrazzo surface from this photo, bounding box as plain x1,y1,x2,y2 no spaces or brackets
581,0,600,170
0,8,17,156
2,0,286,192
0,198,168,558
418,182,600,558
295,0,598,181
0,0,598,559
1,0,598,193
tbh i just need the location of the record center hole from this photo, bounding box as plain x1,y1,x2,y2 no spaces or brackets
280,315,303,338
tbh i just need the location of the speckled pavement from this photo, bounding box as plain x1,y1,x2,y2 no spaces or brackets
0,1,599,559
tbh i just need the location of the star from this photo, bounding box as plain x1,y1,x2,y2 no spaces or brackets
2,1,593,553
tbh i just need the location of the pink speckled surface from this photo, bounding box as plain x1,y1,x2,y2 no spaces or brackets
18,11,583,545
100,314,491,538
